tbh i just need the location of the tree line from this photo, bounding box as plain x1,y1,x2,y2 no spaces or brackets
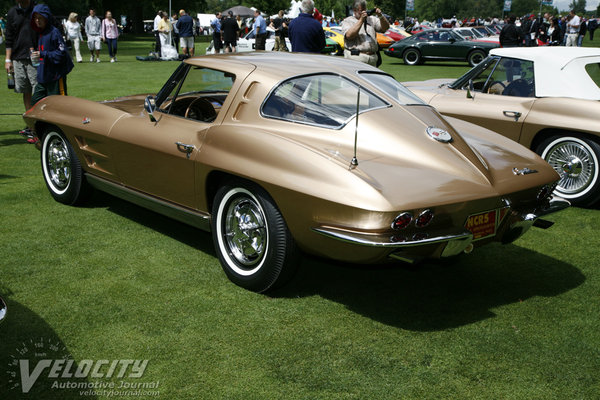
2,0,597,34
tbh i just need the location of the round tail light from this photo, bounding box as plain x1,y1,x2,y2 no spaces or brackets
392,212,412,230
415,209,434,228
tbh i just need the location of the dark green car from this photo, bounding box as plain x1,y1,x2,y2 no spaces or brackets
384,28,498,67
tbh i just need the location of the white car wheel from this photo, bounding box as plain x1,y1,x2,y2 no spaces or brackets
537,135,600,207
41,129,90,205
211,180,299,292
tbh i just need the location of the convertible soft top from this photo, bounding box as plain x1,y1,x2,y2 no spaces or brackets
489,47,600,100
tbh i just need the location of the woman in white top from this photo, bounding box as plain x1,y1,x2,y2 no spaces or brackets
64,12,83,62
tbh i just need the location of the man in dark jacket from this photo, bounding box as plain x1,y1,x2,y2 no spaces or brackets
221,11,240,52
30,4,73,107
288,0,325,53
500,15,524,47
589,18,597,41
4,0,37,111
578,18,587,46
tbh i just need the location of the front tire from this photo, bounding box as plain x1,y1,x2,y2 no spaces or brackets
467,49,486,67
403,48,422,65
536,135,600,207
211,180,299,292
41,129,90,205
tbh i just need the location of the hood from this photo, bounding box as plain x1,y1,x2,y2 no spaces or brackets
31,4,53,34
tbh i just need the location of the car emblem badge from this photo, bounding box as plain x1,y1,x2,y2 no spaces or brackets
426,126,452,143
513,167,538,175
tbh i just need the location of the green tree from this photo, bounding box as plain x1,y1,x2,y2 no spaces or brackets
242,0,290,15
510,0,540,16
568,0,586,13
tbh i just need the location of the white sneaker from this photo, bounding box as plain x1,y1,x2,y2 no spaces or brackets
90,56,94,62
96,58,101,63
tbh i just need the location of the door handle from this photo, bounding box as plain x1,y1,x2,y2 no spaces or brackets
175,142,195,159
502,110,522,121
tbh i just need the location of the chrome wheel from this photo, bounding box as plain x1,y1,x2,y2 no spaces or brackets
542,137,598,198
212,181,300,292
42,132,71,195
225,194,267,270
40,128,90,205
215,187,269,277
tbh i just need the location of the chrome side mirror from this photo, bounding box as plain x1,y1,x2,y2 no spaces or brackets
0,297,6,324
144,95,157,122
466,79,475,99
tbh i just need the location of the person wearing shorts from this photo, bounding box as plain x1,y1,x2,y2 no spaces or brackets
5,0,37,112
176,9,195,57
222,11,239,52
85,9,102,62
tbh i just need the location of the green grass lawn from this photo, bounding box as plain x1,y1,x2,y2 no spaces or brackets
1,36,600,399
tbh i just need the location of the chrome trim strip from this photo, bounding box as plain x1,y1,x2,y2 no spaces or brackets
312,226,473,248
85,174,211,231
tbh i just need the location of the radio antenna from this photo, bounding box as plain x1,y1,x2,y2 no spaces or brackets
350,86,360,168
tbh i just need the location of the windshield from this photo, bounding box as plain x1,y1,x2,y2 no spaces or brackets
262,74,388,129
359,72,425,105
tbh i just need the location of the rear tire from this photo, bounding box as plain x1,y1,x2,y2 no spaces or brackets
211,180,300,292
535,135,600,207
403,48,422,65
467,49,486,67
41,128,91,205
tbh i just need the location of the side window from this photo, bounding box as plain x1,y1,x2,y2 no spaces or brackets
585,62,600,89
487,58,535,97
262,74,387,129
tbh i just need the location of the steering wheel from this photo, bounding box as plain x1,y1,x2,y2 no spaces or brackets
487,80,506,94
502,79,531,97
185,97,217,122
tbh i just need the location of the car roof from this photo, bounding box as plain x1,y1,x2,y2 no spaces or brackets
489,47,600,100
185,52,381,82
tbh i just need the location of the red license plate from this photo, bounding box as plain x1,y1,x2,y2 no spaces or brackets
465,210,497,240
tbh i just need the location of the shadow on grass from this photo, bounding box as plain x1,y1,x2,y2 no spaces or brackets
0,293,98,400
84,191,216,256
0,130,28,147
79,191,585,332
273,245,585,331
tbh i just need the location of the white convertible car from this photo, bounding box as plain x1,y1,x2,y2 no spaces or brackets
404,47,600,207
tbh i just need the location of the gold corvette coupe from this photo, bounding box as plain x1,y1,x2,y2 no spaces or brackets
24,53,567,292
404,47,600,207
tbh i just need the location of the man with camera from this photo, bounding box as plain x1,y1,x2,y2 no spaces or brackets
341,0,389,66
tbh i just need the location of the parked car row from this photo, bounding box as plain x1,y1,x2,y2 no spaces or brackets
206,24,498,67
